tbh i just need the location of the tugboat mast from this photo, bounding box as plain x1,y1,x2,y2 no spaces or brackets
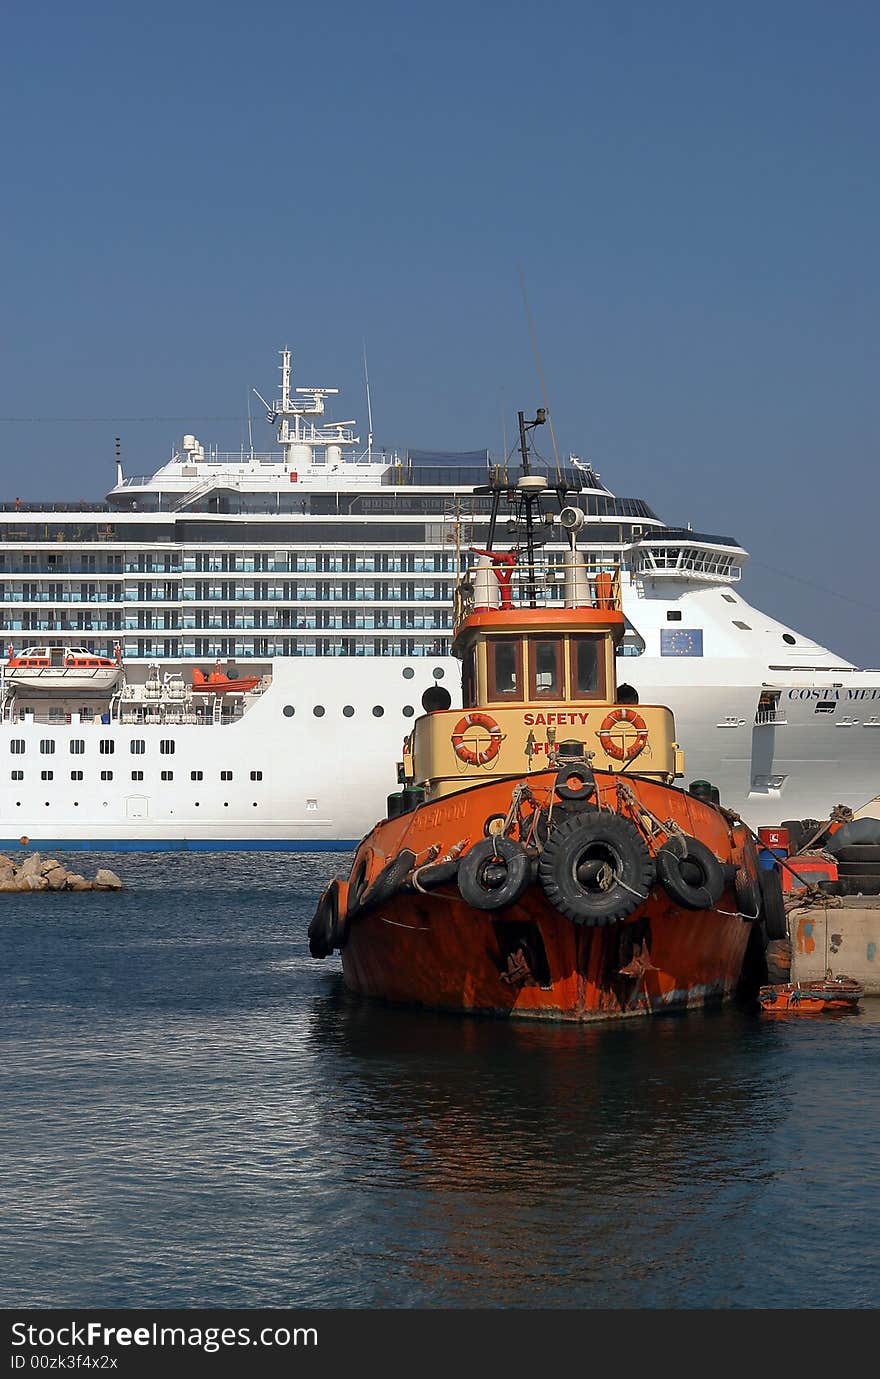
517,407,546,607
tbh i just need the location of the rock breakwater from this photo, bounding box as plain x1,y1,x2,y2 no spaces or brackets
0,853,123,893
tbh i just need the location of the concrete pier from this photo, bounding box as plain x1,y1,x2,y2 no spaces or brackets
788,896,880,995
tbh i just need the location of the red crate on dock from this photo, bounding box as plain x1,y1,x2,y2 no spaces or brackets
780,856,838,894
758,826,790,852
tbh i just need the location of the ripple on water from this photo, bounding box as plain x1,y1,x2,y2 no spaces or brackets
1,851,879,1307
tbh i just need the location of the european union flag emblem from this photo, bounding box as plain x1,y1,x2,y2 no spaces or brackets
661,628,703,657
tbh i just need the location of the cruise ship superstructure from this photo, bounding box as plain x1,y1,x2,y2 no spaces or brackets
1,349,877,849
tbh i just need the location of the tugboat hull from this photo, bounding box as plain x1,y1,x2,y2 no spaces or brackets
341,889,751,1022
317,769,760,1024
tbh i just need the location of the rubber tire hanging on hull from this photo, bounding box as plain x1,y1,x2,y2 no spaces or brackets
734,865,762,920
457,837,531,911
758,865,788,941
537,812,655,926
361,849,417,912
308,878,347,959
656,834,725,911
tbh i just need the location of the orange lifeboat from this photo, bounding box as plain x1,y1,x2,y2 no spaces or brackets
759,976,863,1014
309,433,768,1024
191,665,261,694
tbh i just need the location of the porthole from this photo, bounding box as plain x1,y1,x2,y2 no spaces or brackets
342,705,355,717
372,705,384,717
223,801,229,807
195,802,200,807
783,633,796,645
432,667,445,679
402,705,415,717
403,667,415,679
282,705,295,718
313,705,325,717
252,802,258,808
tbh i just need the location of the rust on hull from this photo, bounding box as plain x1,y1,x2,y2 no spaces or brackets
340,888,750,1022
330,768,757,1024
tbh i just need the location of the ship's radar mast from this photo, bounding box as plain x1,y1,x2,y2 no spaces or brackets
253,347,357,471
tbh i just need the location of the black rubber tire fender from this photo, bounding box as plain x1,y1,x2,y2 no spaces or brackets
780,820,808,854
554,763,597,805
836,863,880,880
826,817,880,851
362,848,417,911
537,812,655,926
457,837,531,911
831,875,880,897
347,848,375,917
758,865,788,941
308,878,344,959
735,867,762,919
733,841,761,919
413,857,461,890
833,845,880,865
656,834,725,911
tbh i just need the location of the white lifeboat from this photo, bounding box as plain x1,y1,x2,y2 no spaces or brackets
4,644,123,694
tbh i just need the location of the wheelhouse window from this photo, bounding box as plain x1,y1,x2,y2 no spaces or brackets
570,635,604,698
529,638,562,699
487,639,521,700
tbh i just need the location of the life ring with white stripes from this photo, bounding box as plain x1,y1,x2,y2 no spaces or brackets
598,707,649,761
451,712,504,766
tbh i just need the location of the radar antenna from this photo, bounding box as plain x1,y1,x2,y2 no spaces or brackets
363,341,374,458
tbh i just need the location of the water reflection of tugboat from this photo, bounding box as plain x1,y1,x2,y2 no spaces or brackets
310,409,765,1022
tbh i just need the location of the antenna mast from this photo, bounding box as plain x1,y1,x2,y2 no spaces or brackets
517,408,547,606
363,341,374,458
518,266,562,481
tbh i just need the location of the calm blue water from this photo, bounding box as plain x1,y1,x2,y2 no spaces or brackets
1,852,878,1310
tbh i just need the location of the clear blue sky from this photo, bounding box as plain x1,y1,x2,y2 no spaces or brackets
1,1,877,663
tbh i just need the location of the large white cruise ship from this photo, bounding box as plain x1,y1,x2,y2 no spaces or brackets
2,348,878,850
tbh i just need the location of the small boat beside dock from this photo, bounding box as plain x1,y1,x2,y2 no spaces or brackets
759,975,863,1014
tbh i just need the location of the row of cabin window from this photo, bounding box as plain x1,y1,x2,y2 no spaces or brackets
11,738,179,755
11,770,263,782
463,635,604,705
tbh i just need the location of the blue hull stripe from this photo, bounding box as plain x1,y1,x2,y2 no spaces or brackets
0,838,359,853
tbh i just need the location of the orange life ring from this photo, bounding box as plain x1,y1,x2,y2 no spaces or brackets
451,712,504,766
598,707,649,761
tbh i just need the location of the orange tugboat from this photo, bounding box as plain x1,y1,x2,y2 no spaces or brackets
309,409,764,1021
